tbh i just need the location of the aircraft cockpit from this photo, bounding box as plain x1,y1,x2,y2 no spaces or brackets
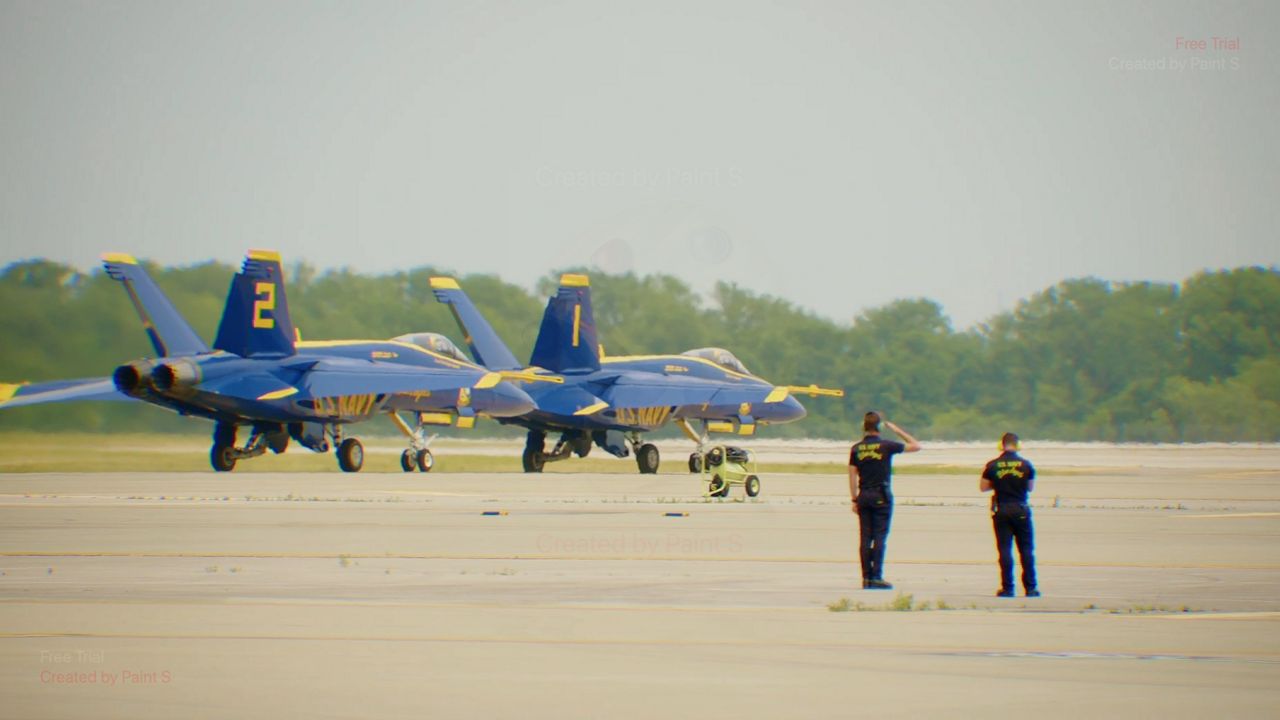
681,347,752,376
392,333,471,364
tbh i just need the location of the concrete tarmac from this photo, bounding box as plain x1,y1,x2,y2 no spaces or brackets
0,446,1277,718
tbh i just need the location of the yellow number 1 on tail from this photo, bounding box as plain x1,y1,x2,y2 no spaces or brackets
253,282,276,329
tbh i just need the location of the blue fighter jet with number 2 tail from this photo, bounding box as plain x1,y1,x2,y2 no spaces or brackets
430,273,842,474
0,251,537,472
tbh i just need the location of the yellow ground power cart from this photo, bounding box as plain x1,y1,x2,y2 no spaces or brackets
701,444,761,498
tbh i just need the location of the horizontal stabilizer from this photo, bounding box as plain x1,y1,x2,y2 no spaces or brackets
102,253,209,357
0,378,131,408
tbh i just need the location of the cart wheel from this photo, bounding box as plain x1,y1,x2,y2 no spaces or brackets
688,453,702,473
706,447,723,467
709,474,729,498
744,475,760,497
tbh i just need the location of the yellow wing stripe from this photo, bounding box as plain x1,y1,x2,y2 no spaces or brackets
474,372,503,389
257,387,299,401
574,401,609,416
560,273,590,287
0,382,26,404
100,252,138,265
429,277,460,290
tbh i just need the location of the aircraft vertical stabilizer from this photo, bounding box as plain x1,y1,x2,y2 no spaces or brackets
429,278,523,371
529,274,600,374
213,250,297,358
101,254,210,358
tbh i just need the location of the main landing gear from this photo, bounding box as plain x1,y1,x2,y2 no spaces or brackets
521,430,659,474
210,422,291,472
208,422,364,473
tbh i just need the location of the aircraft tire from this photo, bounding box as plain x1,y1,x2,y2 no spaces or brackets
688,453,702,473
337,438,364,473
416,449,434,472
211,444,237,473
636,443,660,474
400,449,415,472
745,475,761,497
522,447,545,473
267,431,289,455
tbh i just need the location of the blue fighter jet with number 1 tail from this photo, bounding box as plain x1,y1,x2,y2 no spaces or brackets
430,273,843,474
0,251,537,472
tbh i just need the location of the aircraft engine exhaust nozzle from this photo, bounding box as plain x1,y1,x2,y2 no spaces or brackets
112,360,157,397
151,359,201,392
473,382,536,418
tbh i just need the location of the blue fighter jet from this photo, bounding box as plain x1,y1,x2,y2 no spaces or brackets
430,273,842,473
0,251,536,472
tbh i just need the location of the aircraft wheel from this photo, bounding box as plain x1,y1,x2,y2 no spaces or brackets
708,474,729,498
211,444,237,472
337,438,364,473
522,447,545,473
636,443,660,474
267,431,289,455
400,449,415,472
745,475,761,497
416,449,434,472
688,453,702,473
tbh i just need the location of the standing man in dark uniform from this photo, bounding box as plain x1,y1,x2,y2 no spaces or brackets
980,432,1040,598
849,411,921,589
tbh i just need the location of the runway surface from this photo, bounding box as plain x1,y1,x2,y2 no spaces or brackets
1,445,1277,718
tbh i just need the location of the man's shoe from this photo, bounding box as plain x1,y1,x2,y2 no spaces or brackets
862,579,870,589
866,579,894,590
996,588,1015,598
1025,588,1041,598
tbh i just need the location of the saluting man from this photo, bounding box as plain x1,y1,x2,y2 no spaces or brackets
848,411,922,589
980,432,1040,598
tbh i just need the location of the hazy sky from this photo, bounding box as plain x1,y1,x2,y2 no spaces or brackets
2,1,1276,328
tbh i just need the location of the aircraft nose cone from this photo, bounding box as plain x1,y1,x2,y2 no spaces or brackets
474,381,535,417
770,395,807,424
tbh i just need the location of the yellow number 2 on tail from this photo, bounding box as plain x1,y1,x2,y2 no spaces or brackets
253,282,276,329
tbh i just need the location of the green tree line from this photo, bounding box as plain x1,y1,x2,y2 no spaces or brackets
1,259,1276,442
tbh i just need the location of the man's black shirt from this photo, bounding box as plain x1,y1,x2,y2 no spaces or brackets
982,451,1036,505
850,434,906,498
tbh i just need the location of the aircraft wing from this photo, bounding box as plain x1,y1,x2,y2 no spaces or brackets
293,359,484,399
0,378,132,409
530,383,610,416
596,373,776,410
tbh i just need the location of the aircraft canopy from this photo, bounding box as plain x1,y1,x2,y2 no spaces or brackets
392,333,470,363
681,347,752,375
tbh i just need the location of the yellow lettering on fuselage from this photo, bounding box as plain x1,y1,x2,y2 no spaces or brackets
314,394,378,418
615,406,672,428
